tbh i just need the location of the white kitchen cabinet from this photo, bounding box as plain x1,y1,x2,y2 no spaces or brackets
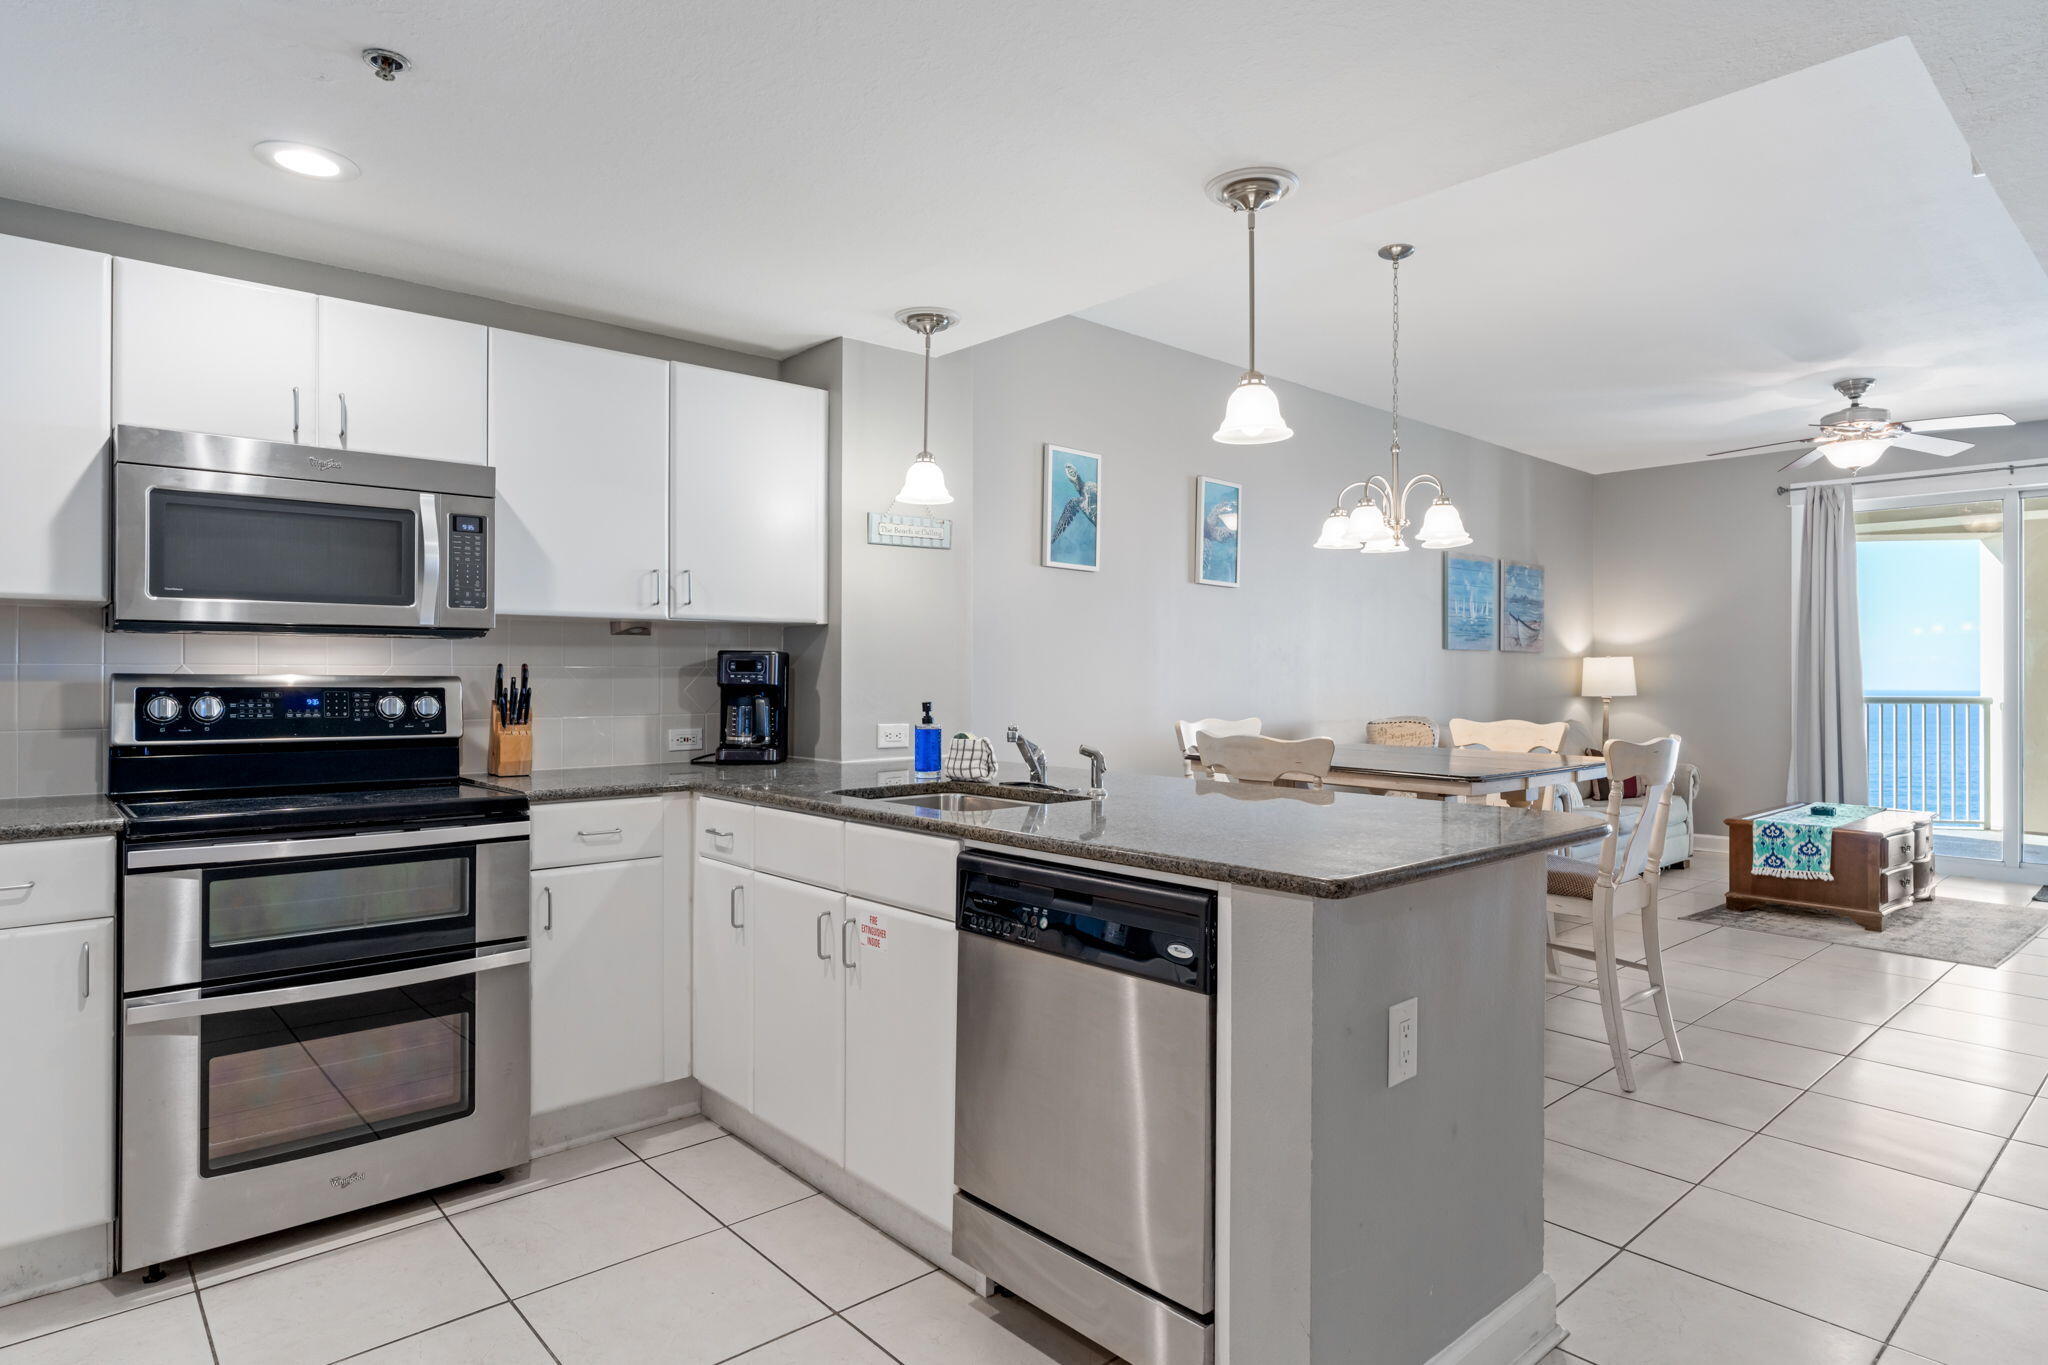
313,297,486,462
113,259,316,442
530,858,666,1114
692,856,754,1107
843,898,957,1226
750,872,846,1160
0,916,113,1250
488,329,671,618
669,363,827,623
661,796,694,1083
0,235,110,603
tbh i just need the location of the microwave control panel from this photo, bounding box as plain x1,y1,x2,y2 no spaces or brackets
447,514,489,610
123,683,451,742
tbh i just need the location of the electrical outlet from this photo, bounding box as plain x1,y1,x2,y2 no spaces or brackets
877,722,911,749
667,726,703,752
1388,997,1419,1087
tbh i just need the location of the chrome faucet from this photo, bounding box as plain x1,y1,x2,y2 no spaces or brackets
1005,726,1049,785
1078,745,1108,797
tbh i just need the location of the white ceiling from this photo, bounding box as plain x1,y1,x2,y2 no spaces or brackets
1,3,2044,470
1084,39,2048,473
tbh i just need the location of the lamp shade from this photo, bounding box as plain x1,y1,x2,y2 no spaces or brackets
894,452,953,506
1415,499,1472,549
1313,508,1363,549
1213,375,1293,444
1580,656,1637,699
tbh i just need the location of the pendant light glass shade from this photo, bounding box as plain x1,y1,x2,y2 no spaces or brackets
1214,374,1293,444
1314,507,1364,549
1349,499,1393,543
1360,535,1409,554
1415,499,1472,548
895,451,953,505
1821,435,1891,470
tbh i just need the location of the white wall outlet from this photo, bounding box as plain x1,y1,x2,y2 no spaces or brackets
667,726,703,752
877,722,911,749
1388,997,1419,1087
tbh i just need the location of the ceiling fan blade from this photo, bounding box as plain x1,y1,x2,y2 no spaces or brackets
1779,448,1826,473
1891,433,1973,457
1704,436,1815,459
1900,413,2014,433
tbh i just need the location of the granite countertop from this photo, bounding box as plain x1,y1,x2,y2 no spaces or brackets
0,793,127,844
472,758,1603,899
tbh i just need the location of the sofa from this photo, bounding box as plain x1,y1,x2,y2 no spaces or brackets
1562,760,1698,868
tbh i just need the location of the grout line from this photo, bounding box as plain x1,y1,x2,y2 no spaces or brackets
190,1268,222,1365
327,1303,522,1364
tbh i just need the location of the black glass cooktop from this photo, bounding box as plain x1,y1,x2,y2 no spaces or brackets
119,781,526,842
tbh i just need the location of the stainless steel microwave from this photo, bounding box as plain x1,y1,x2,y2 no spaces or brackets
110,425,495,637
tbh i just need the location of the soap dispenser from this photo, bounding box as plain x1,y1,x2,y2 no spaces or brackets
914,701,942,773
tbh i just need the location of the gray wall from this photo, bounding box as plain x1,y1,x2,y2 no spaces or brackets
1593,420,2048,830
965,316,1600,777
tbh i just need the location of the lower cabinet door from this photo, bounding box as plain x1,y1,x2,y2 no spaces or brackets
843,899,957,1227
530,859,665,1114
750,873,845,1161
0,917,113,1244
691,857,754,1108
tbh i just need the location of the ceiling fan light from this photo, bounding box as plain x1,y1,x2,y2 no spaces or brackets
1822,436,1892,470
894,452,954,505
1416,499,1472,548
1313,508,1364,549
1214,374,1293,444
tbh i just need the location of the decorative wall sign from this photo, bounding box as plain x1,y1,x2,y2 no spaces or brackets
867,512,953,549
1500,561,1546,652
1442,551,1498,651
1194,476,1241,587
1042,444,1102,571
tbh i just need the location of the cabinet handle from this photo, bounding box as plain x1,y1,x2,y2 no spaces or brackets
815,910,832,960
541,885,553,933
338,392,349,448
677,569,693,606
577,827,623,839
649,568,662,607
80,942,91,1000
0,880,34,895
730,884,745,928
841,918,858,969
291,387,301,443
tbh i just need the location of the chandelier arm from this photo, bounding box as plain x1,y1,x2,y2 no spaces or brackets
1333,480,1370,508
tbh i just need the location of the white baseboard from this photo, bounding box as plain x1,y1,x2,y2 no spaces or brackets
1692,833,1729,854
1424,1273,1562,1365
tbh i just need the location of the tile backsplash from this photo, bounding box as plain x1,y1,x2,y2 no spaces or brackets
0,602,784,797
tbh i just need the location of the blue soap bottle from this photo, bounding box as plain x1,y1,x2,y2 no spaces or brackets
914,701,942,773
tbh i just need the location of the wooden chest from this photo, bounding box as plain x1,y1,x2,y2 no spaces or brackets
1724,806,1934,931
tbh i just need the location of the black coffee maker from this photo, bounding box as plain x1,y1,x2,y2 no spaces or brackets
696,650,790,765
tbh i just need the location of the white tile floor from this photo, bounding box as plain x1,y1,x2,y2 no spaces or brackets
0,1113,1115,1365
1545,851,2048,1365
7,852,2046,1365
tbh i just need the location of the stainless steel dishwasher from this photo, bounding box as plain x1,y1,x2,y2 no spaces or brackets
953,851,1216,1365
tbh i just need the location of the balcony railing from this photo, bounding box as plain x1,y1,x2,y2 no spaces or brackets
1865,696,1991,827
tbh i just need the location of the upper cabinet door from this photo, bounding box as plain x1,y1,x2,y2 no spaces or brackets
670,364,827,623
113,259,316,443
0,235,110,602
314,298,486,463
488,329,670,618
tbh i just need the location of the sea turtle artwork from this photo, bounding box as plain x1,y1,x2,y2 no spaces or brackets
1050,462,1098,543
1196,476,1241,586
1042,445,1102,570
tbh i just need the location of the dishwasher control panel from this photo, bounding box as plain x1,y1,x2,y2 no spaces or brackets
957,851,1215,994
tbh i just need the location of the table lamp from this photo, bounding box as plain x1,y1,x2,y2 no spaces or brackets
1580,656,1637,749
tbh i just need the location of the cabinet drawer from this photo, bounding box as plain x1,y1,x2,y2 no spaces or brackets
1881,829,1914,871
754,808,844,889
531,799,664,869
844,824,959,920
0,836,116,932
697,797,756,867
1881,864,1914,910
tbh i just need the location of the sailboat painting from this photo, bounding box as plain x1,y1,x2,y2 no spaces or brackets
1500,561,1546,652
1442,552,1498,651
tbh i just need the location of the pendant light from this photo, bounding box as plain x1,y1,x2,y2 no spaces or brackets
1206,168,1299,444
1311,244,1472,553
893,308,959,505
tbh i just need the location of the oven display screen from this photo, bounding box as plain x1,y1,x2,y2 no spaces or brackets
282,693,321,716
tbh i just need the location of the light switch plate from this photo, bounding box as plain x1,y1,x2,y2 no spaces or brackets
877,722,911,749
667,727,703,752
1388,997,1419,1087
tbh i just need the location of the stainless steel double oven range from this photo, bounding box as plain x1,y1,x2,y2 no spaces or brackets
111,673,530,1274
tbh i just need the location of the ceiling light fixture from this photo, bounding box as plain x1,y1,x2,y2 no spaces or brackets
1312,244,1471,555
1205,167,1298,444
252,140,361,181
893,308,959,506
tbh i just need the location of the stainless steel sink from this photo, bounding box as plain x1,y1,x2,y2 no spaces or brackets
833,781,1092,809
874,791,1039,813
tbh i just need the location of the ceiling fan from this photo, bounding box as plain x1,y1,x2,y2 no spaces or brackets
1702,378,2014,473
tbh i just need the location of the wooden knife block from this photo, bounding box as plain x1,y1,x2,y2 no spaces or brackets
488,714,532,776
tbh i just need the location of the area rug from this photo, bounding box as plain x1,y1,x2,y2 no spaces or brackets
1680,895,2048,968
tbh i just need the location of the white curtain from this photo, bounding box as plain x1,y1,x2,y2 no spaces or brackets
1788,485,1869,802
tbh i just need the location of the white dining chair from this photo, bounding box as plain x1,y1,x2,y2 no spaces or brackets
1448,717,1567,754
1544,736,1685,1091
1366,716,1439,747
1195,733,1335,788
1176,716,1261,775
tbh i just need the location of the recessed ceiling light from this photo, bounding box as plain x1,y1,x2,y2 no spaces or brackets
252,140,361,181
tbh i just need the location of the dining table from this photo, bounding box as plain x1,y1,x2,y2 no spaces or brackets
1187,742,1607,809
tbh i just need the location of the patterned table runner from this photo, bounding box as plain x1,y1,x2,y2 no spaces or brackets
1752,804,1885,881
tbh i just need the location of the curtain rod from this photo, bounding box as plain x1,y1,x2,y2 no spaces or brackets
1778,457,2048,497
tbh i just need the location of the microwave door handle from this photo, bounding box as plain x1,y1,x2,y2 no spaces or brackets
291,386,300,443
338,392,349,449
123,946,531,1024
419,493,441,628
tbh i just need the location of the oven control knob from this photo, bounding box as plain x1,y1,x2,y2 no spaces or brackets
412,694,442,720
376,694,406,720
143,694,182,724
189,694,225,723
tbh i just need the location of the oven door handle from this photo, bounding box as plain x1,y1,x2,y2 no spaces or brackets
124,820,531,870
123,946,531,1024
